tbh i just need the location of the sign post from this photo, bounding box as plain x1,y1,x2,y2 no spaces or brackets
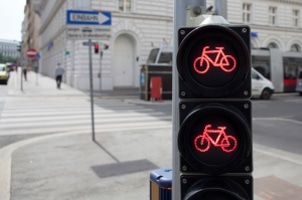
87,39,96,141
67,9,112,141
83,38,96,141
35,53,40,85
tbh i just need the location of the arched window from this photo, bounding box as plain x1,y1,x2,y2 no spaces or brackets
267,42,278,49
290,44,301,52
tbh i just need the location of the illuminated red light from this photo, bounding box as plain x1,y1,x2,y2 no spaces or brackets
94,43,99,49
194,124,237,153
193,46,237,74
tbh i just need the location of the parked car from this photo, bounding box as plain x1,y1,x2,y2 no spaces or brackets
0,63,10,84
295,70,302,95
251,67,275,99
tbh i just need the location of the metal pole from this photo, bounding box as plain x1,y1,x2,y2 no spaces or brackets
36,60,39,85
99,50,103,92
215,0,227,19
88,39,96,141
20,66,23,91
172,1,206,200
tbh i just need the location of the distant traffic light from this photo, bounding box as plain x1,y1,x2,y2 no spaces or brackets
176,24,253,199
17,45,21,52
94,43,99,54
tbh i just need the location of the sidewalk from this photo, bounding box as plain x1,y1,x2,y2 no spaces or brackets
1,71,302,199
7,70,93,97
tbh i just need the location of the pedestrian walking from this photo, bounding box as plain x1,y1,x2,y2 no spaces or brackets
23,67,27,81
54,63,65,89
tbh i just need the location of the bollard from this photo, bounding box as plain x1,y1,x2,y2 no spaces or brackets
150,168,172,200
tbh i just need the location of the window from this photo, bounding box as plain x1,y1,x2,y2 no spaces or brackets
119,0,132,12
290,44,301,52
269,6,277,26
267,42,278,49
147,48,160,64
292,9,300,28
74,0,91,9
158,52,172,64
242,3,252,23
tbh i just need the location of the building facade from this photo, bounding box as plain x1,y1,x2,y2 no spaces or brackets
22,0,40,69
33,0,302,91
34,0,173,91
0,39,20,59
222,0,302,51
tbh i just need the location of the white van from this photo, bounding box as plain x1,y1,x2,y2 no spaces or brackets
251,68,275,99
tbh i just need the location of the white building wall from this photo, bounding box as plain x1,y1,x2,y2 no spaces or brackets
37,0,302,91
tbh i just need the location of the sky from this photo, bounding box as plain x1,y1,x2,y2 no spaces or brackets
0,0,26,41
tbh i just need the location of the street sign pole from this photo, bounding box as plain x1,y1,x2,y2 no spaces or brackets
172,1,206,200
88,39,96,141
66,9,112,141
20,66,23,91
172,1,188,199
99,50,103,92
35,53,40,86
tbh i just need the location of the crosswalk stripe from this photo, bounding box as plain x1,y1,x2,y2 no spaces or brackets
1,108,158,118
0,99,172,135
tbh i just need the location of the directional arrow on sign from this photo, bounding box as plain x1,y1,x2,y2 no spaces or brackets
98,12,111,25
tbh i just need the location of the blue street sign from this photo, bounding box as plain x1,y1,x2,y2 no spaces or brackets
35,53,40,60
66,10,111,25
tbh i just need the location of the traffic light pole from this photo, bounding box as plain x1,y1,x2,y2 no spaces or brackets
88,39,96,141
172,1,207,199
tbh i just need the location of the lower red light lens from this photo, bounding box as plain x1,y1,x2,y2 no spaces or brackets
194,124,238,154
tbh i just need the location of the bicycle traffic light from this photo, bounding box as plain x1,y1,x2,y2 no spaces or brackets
176,24,253,199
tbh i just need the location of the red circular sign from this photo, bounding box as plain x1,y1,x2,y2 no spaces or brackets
26,48,37,59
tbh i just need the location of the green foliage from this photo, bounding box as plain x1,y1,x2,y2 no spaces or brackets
0,53,18,63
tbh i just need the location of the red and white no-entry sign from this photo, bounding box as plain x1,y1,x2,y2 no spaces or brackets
26,48,37,59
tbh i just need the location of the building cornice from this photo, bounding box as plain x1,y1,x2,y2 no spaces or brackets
231,22,302,34
112,11,173,22
268,0,302,5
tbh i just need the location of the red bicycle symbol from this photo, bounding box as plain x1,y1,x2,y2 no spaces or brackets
193,46,237,74
194,124,237,153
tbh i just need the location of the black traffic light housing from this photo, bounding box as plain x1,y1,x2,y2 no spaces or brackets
177,25,251,98
94,43,99,54
17,45,21,52
176,24,253,200
181,175,253,200
178,101,252,174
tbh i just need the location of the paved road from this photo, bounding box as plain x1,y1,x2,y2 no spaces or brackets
1,71,302,199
